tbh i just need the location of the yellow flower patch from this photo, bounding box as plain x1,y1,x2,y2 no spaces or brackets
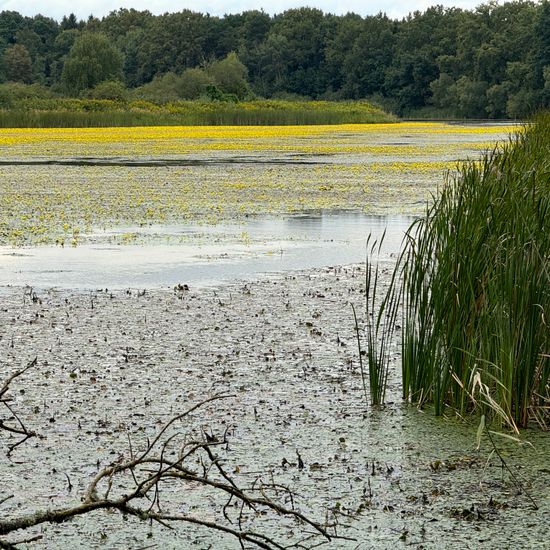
0,122,516,245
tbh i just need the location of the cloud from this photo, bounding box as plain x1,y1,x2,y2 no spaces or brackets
3,0,487,21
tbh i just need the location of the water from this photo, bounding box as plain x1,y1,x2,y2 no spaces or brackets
0,211,413,289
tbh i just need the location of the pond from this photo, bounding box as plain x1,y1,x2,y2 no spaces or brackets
2,122,546,550
0,122,517,250
0,265,547,549
0,122,515,290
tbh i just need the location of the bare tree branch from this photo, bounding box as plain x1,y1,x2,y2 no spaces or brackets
0,392,340,549
0,358,37,401
0,358,39,456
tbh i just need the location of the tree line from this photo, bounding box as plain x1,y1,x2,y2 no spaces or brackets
0,1,549,118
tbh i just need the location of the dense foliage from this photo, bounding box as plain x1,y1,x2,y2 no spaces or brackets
383,112,550,428
0,1,549,117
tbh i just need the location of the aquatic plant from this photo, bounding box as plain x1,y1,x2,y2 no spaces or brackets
0,99,395,127
0,123,507,246
385,112,550,428
354,234,401,406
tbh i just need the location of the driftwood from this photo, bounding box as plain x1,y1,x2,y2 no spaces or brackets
0,367,343,549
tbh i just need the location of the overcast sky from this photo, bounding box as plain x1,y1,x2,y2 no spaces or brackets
2,0,491,22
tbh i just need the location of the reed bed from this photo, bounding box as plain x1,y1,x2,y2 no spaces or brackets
372,112,550,429
0,99,395,127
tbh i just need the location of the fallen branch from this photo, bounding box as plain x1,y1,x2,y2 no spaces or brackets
0,358,39,456
0,393,337,549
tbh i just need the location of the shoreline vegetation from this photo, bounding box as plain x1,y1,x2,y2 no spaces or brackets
367,111,550,430
0,98,396,127
1,3,549,121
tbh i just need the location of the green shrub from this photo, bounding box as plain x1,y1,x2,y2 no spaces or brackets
206,52,251,100
88,80,128,101
0,98,396,127
177,68,213,99
131,72,182,103
0,82,56,107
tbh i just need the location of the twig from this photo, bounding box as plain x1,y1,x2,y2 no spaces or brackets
0,394,332,549
485,428,538,510
0,358,38,400
0,359,40,456
0,496,14,507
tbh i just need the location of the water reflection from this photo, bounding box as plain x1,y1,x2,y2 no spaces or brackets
0,211,414,290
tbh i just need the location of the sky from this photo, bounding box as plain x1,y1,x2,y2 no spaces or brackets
1,0,492,22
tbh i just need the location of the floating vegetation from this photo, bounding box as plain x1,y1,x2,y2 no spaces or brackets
0,122,516,158
1,268,548,548
0,123,514,246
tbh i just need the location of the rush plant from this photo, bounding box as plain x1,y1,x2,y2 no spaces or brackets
374,112,550,428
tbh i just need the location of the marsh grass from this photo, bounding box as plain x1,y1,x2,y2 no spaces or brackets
370,112,550,428
0,99,395,127
355,234,401,406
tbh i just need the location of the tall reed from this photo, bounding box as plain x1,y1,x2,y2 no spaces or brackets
386,112,550,428
356,234,401,406
0,99,395,127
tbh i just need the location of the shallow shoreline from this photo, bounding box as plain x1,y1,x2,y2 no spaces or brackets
0,264,547,548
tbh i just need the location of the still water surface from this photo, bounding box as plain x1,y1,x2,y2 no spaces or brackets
0,211,413,289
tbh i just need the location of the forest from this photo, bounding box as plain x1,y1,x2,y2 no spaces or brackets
0,1,549,118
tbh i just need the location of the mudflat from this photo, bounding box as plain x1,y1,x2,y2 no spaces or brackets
1,263,547,548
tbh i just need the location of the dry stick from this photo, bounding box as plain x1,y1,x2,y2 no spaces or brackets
203,443,241,490
4,535,43,548
0,358,39,456
0,358,38,400
85,395,233,502
0,416,29,436
0,496,14,508
127,430,148,492
97,444,332,542
147,435,178,513
2,402,39,457
158,464,332,540
259,480,296,509
128,508,286,550
485,428,539,510
201,441,257,533
0,472,319,549
222,492,235,525
136,393,233,462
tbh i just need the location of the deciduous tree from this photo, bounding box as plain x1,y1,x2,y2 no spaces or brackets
61,32,122,94
3,44,32,83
